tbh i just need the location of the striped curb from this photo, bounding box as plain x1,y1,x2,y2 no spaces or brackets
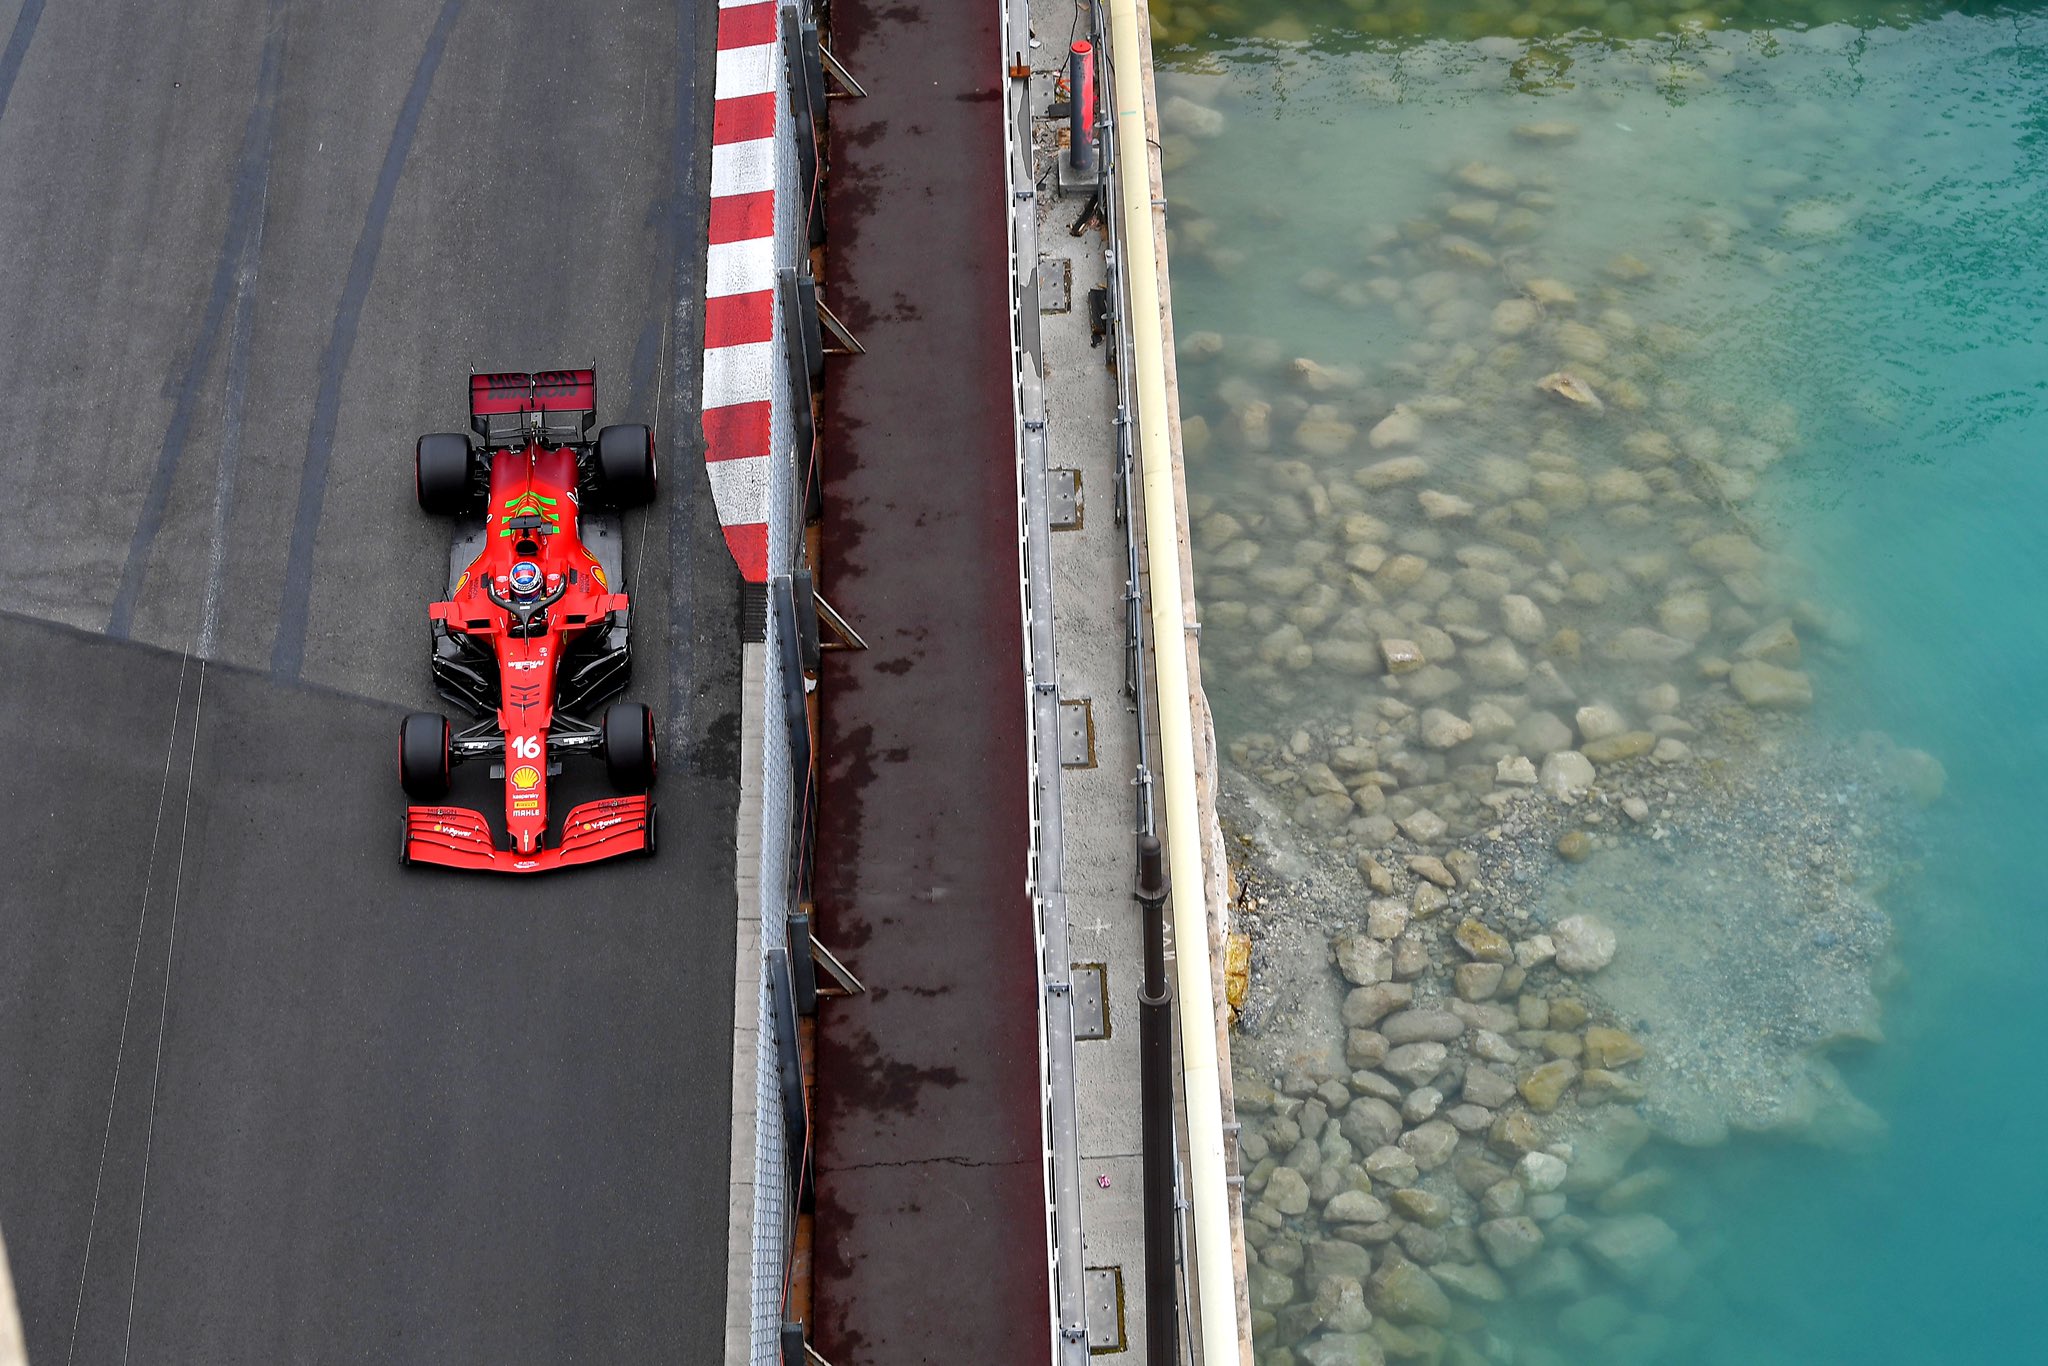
701,0,781,584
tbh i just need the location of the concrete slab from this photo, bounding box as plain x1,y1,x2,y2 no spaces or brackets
1023,26,1159,1353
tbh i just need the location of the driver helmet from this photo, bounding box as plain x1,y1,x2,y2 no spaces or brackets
509,560,544,600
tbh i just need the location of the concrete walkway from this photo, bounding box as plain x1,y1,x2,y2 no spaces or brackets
808,0,1052,1359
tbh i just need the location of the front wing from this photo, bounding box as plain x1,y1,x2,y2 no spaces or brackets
402,796,653,873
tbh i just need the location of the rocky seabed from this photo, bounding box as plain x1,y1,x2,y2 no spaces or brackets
1161,96,1949,1366
1149,0,1954,48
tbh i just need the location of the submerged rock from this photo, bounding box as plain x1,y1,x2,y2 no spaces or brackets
1601,628,1694,665
1344,983,1412,1026
1537,371,1605,414
1513,119,1581,143
1465,637,1530,687
1396,808,1448,844
1519,1059,1579,1111
1499,593,1547,643
1736,617,1802,666
1335,934,1394,986
1553,915,1618,973
1688,532,1763,575
1383,1042,1450,1087
1419,708,1474,750
1267,1165,1311,1215
1380,1009,1465,1044
1730,659,1814,709
1581,1213,1680,1285
1325,1189,1391,1224
1379,637,1425,674
1582,731,1655,764
1454,918,1513,964
1432,1260,1508,1303
1453,161,1517,196
1539,750,1596,801
1518,1151,1568,1193
1478,1215,1545,1270
1492,297,1539,336
1160,94,1226,138
1368,408,1423,450
1583,1026,1645,1068
1367,1259,1453,1326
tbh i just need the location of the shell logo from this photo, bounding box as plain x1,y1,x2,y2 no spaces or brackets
589,562,607,588
511,765,540,791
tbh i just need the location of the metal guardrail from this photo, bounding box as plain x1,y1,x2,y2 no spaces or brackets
1093,22,1202,1355
1094,5,1158,849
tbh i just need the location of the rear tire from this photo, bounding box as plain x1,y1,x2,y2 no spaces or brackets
602,701,657,793
400,712,451,800
416,433,478,515
595,424,657,508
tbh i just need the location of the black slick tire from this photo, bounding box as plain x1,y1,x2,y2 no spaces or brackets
595,424,657,508
416,433,478,515
602,701,657,793
399,712,451,800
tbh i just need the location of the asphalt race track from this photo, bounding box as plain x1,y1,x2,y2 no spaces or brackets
0,1,737,1360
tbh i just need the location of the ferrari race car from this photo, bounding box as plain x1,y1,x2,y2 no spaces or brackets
397,370,659,872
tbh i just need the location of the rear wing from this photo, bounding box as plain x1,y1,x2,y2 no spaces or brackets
469,370,596,448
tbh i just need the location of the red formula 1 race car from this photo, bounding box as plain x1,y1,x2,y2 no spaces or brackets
397,370,659,872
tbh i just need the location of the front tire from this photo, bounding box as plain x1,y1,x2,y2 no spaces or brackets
416,433,479,515
399,712,451,800
595,424,657,508
602,702,657,793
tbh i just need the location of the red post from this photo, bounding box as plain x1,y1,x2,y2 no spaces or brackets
1069,40,1096,175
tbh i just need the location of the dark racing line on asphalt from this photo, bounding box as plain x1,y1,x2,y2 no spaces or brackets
269,0,462,684
106,0,288,643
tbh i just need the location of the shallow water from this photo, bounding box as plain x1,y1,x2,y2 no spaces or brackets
1152,0,2022,44
1164,9,2048,1363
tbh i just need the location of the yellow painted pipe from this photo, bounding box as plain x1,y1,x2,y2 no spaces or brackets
1104,2,1242,1361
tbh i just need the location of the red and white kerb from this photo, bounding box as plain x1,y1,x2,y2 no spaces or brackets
701,0,781,584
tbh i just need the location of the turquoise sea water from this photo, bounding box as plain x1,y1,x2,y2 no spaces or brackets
1163,9,2048,1362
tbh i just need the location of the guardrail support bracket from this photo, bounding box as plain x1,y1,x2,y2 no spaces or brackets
818,297,866,356
811,934,866,998
814,591,869,651
819,43,868,98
